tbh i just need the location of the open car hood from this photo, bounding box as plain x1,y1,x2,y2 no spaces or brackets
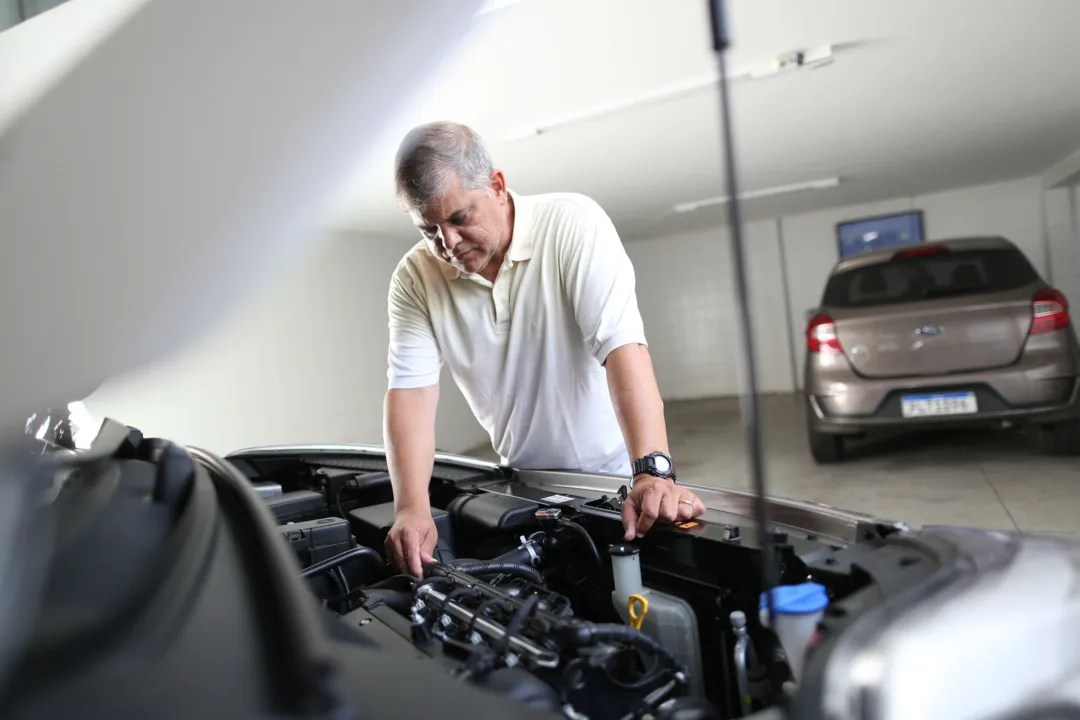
226,443,906,546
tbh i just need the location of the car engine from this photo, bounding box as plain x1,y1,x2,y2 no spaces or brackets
1,426,928,720
227,448,886,720
274,481,711,718
375,552,692,718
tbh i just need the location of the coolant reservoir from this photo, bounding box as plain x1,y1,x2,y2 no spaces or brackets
609,543,705,696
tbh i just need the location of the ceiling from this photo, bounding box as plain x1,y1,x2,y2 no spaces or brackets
325,0,1080,240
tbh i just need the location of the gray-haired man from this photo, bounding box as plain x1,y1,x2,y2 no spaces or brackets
383,121,705,577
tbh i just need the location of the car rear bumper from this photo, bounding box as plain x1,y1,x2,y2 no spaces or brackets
806,353,1080,434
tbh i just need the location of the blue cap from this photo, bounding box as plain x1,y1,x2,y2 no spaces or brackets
760,582,829,616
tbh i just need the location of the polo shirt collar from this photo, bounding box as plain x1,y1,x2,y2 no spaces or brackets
507,189,535,263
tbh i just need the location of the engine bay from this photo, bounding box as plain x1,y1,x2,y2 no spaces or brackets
0,429,961,720
226,448,929,720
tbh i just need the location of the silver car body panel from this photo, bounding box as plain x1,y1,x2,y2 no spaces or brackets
227,443,503,472
820,527,1080,720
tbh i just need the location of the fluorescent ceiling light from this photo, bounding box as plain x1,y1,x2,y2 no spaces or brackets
501,45,835,144
673,177,841,214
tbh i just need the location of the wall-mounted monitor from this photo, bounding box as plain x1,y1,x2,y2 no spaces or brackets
836,210,925,259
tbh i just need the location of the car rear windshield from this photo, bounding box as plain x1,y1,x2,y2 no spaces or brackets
821,248,1040,308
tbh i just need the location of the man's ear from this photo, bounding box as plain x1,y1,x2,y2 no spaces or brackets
490,169,508,200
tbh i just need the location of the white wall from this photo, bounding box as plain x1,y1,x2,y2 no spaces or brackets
84,233,488,455
626,219,797,398
1044,184,1080,310
632,176,1057,397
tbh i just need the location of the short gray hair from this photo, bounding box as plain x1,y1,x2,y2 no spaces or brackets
394,121,494,212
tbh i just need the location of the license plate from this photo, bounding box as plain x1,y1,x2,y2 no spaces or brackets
901,391,978,418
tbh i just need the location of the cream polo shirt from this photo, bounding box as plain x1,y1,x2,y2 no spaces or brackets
386,190,648,476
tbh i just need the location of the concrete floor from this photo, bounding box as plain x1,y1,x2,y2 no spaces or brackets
470,395,1080,539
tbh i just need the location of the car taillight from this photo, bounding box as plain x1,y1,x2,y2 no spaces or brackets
1031,288,1070,335
807,313,841,353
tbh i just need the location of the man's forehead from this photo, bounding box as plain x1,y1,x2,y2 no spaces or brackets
410,199,470,227
410,186,476,225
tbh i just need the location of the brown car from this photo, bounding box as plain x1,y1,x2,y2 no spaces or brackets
804,236,1080,463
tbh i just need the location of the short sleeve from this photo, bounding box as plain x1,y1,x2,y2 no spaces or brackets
556,198,648,365
386,265,442,389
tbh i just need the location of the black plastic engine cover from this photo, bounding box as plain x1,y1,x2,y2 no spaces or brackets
265,489,326,523
477,668,562,714
348,502,455,562
448,493,540,535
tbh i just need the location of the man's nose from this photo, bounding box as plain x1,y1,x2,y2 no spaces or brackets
441,227,462,252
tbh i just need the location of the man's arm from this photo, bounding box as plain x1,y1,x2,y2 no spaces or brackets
555,196,705,539
605,344,668,464
385,386,438,512
384,385,440,576
606,344,703,538
384,263,443,575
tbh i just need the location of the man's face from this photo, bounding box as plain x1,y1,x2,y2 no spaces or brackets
410,171,509,277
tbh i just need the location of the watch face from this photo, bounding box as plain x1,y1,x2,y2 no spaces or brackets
653,455,672,473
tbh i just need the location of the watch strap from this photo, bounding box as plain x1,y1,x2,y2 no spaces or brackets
630,451,676,486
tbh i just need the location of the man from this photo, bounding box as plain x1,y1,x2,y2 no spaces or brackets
384,121,705,577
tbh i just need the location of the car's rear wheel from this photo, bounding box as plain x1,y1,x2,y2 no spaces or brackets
808,429,845,464
1037,419,1080,456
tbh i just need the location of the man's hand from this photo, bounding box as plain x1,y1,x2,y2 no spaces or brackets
385,505,438,577
622,476,706,540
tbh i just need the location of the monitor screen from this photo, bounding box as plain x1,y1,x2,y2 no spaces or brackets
836,211,925,258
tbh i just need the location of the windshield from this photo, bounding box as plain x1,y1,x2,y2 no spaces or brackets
821,248,1040,309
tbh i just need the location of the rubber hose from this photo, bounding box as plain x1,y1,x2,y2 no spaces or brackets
493,543,539,567
558,623,684,672
300,546,384,579
559,519,602,571
450,561,544,586
496,593,540,655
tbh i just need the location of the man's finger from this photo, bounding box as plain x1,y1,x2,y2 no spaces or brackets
386,533,405,573
658,487,679,524
675,492,705,521
635,487,663,536
420,534,436,565
403,530,423,578
622,499,639,541
419,527,438,565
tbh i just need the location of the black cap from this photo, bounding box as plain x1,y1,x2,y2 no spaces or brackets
607,543,640,557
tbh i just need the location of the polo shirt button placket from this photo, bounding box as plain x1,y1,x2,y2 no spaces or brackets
493,262,512,328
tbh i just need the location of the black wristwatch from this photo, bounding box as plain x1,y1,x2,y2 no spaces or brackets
630,451,676,487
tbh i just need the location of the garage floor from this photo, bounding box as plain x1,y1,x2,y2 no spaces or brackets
469,395,1080,539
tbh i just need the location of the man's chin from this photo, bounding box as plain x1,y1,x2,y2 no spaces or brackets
457,254,488,275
